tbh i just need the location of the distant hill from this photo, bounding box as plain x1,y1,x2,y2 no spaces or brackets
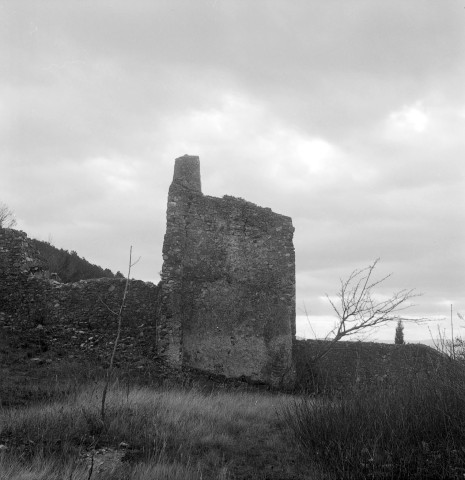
30,238,124,283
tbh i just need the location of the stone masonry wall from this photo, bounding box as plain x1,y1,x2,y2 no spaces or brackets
159,155,296,387
0,228,50,320
295,339,444,394
0,228,160,366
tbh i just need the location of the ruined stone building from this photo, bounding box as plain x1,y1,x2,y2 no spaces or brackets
0,155,442,392
158,155,296,387
0,155,296,387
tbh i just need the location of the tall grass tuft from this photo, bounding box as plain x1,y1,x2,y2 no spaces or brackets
285,360,465,479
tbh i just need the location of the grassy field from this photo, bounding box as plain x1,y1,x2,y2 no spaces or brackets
0,382,324,480
3,358,465,479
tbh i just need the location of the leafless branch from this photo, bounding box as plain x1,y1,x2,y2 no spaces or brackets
312,259,420,363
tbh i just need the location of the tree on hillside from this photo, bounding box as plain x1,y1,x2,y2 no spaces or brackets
0,202,17,228
395,319,405,344
312,259,419,363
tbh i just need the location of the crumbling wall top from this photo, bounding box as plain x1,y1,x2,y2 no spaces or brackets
173,155,201,193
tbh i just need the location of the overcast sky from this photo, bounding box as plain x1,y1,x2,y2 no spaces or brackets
2,0,464,343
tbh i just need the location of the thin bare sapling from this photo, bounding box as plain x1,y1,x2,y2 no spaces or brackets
100,246,140,421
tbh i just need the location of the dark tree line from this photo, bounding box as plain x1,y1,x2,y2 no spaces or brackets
30,238,124,283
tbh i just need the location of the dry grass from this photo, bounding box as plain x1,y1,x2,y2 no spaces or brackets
286,360,465,479
0,455,202,480
0,383,322,480
7,363,465,479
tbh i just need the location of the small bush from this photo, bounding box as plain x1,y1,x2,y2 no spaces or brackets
286,360,465,479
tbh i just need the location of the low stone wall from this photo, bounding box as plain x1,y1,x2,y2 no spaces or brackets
295,339,444,394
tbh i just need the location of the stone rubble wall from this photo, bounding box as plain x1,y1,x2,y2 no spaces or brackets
295,339,443,394
159,156,296,387
0,228,160,366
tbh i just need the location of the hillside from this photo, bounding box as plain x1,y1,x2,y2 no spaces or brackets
29,238,124,282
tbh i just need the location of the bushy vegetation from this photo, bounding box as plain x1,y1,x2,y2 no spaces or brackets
285,359,465,479
0,384,317,480
30,238,123,282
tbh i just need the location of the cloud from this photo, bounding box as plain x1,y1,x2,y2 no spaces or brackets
387,103,430,133
1,0,464,340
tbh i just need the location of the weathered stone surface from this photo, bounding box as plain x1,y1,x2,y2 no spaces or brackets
173,154,201,192
159,156,296,387
0,228,160,365
295,339,443,394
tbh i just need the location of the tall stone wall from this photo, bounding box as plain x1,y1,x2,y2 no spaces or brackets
158,155,296,387
0,228,160,365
